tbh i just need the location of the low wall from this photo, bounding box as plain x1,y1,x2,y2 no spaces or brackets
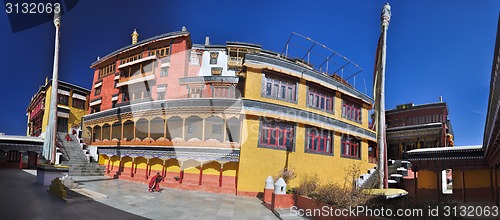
293,196,382,220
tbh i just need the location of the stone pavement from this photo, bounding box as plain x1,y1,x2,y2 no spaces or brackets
0,169,278,219
72,175,277,220
0,169,147,220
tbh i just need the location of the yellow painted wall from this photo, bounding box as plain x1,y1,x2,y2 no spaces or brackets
238,62,375,193
40,85,89,134
237,116,374,193
418,170,438,189
452,169,491,189
41,86,52,133
97,155,237,177
243,66,372,132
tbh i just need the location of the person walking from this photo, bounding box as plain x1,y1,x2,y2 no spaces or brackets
149,172,163,192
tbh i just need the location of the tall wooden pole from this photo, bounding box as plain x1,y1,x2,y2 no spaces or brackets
43,9,61,164
377,3,391,189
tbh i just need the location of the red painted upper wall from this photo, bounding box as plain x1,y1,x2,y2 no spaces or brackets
88,33,192,113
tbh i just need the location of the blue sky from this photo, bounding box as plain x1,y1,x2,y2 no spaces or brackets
0,0,498,146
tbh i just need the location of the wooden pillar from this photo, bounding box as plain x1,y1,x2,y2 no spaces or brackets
462,170,466,203
235,164,238,189
34,153,38,166
110,156,115,171
414,169,418,198
134,162,138,175
223,118,227,142
133,121,137,140
181,118,185,141
90,127,94,143
163,118,167,140
109,124,113,140
199,163,203,186
161,160,166,182
148,160,152,176
131,158,135,177
145,159,149,179
219,163,224,187
180,168,184,184
107,157,111,173
147,120,151,139
100,126,103,141
201,119,205,141
121,122,124,141
19,152,23,170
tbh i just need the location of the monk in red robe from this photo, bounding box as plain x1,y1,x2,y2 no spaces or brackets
148,172,163,192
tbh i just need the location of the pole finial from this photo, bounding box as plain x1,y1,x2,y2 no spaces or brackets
53,9,61,27
132,29,139,45
381,2,391,29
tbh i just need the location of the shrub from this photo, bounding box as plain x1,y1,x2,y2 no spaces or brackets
296,173,320,197
274,167,297,184
314,182,373,209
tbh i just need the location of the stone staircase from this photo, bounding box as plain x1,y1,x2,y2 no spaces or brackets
58,132,105,176
355,159,412,189
356,165,379,189
387,159,411,187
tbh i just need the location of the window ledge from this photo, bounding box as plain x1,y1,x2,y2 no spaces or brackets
304,149,333,156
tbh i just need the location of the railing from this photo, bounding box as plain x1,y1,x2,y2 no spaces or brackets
228,57,243,66
91,138,240,149
118,72,155,84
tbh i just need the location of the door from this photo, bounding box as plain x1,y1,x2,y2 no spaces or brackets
57,117,68,133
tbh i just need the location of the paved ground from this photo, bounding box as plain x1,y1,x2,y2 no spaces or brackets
0,169,277,220
0,169,146,220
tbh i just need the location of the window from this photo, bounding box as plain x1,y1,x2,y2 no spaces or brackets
160,67,169,77
210,52,218,64
190,52,200,65
189,86,201,98
306,127,333,155
308,87,334,112
99,63,116,78
120,54,142,65
57,95,69,105
91,105,100,113
342,99,362,123
94,87,101,96
148,47,170,58
72,99,85,109
341,135,361,159
263,73,297,102
259,120,295,150
212,85,235,98
211,67,223,75
121,92,129,102
112,101,117,108
157,92,165,100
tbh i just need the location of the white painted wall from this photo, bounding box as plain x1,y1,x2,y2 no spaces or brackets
199,50,236,76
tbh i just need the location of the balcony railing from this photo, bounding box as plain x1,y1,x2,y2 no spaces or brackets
116,72,155,87
91,138,241,150
228,57,243,66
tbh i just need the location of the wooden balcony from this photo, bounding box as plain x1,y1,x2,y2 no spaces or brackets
116,72,155,87
228,57,243,67
92,138,240,150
